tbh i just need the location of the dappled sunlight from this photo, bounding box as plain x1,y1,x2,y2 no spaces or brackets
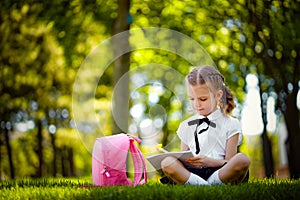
241,74,263,135
241,74,278,136
1,0,300,180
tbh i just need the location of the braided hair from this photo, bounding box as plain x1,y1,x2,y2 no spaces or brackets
186,66,235,115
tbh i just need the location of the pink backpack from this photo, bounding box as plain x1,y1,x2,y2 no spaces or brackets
92,133,147,186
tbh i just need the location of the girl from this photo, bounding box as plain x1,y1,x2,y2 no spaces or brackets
161,66,250,185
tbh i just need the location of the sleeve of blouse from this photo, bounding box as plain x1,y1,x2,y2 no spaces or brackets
227,117,243,146
176,122,188,145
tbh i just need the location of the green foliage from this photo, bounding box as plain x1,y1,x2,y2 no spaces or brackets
131,0,248,102
0,0,114,179
1,178,300,200
240,135,264,178
1,0,299,180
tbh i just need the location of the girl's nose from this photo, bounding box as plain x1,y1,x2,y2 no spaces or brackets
195,100,201,107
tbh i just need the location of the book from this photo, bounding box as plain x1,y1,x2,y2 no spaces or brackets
146,151,194,173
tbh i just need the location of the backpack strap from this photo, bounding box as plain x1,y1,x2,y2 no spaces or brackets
128,135,147,186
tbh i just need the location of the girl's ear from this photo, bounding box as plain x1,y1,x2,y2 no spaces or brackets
216,89,223,101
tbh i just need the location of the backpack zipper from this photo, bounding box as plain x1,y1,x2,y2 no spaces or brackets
101,166,111,177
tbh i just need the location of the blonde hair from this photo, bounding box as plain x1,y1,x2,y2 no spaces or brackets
186,66,235,114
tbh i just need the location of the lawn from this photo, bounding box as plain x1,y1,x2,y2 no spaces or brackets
1,177,300,200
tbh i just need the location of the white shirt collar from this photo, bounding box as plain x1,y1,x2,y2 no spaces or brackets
197,108,223,121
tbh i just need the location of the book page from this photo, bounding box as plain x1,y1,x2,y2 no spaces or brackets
146,151,194,172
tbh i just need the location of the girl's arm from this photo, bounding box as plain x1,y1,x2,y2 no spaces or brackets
224,133,239,160
185,134,239,167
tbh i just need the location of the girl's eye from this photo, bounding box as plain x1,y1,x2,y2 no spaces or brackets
199,98,207,101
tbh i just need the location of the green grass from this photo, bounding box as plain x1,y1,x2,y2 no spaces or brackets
1,177,300,200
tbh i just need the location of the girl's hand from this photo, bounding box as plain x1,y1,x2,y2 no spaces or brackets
186,155,226,168
185,155,210,167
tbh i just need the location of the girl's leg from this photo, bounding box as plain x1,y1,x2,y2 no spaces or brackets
161,156,209,185
218,153,250,184
161,156,190,184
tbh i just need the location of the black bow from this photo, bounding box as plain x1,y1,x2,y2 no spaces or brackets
188,118,216,154
188,118,216,128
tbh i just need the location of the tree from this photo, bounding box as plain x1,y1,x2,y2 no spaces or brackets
0,2,54,178
259,0,300,178
236,0,300,178
0,0,89,178
245,0,276,178
1,0,121,179
111,0,132,134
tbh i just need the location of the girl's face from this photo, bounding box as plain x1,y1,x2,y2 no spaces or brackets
187,83,223,116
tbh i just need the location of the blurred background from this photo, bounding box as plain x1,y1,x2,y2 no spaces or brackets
1,0,300,180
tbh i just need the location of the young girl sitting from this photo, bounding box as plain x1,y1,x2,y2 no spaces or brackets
161,66,250,185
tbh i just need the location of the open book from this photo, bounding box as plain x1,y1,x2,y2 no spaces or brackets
146,151,194,173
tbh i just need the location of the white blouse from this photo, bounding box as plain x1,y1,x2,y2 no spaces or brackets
177,109,242,160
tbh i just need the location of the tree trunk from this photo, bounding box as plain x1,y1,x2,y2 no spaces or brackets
246,1,275,177
4,128,14,179
50,133,57,177
61,148,67,177
111,0,131,134
37,119,43,177
261,130,274,177
68,147,75,176
284,86,300,179
258,72,275,177
0,132,2,180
